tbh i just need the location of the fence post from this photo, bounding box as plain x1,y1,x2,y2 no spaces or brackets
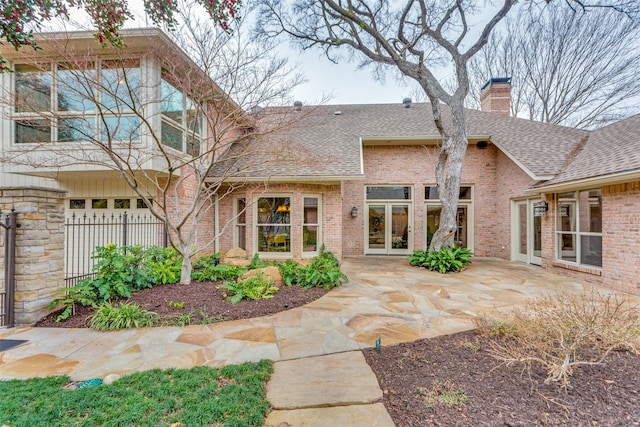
163,223,168,248
122,211,128,247
4,210,17,328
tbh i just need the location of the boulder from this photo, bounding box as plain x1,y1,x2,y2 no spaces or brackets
239,266,283,285
103,373,121,385
222,247,251,267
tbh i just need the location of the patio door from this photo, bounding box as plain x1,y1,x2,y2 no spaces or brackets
366,203,412,255
512,200,542,265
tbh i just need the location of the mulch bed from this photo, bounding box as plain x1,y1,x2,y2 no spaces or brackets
36,281,329,328
364,330,640,427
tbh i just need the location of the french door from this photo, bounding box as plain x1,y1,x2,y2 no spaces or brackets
366,203,412,255
513,200,542,265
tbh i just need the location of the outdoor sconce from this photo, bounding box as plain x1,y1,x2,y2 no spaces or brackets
533,201,549,217
351,207,358,218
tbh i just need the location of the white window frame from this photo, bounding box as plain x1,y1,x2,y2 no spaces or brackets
302,194,322,257
233,196,247,251
555,190,602,268
254,194,292,257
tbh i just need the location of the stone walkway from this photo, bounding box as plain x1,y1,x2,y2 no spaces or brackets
0,257,623,425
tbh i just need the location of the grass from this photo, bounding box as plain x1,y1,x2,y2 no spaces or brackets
0,360,272,427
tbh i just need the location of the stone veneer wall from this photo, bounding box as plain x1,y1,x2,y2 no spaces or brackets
0,187,66,325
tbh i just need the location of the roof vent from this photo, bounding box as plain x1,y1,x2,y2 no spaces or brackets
334,111,342,116
294,100,302,111
403,97,412,108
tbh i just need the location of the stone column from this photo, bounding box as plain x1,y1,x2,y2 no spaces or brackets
0,187,66,325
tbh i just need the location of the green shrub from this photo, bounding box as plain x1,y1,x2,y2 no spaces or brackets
191,263,246,282
408,246,473,273
89,301,159,330
221,274,280,304
47,279,99,322
193,252,220,270
143,246,183,285
278,246,347,290
249,253,276,269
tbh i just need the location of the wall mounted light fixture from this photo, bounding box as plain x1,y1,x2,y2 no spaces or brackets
351,207,358,218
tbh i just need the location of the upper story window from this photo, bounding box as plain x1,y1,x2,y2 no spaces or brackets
160,76,204,156
366,186,412,200
13,61,141,144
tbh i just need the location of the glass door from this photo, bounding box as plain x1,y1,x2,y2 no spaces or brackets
513,200,542,265
366,203,412,254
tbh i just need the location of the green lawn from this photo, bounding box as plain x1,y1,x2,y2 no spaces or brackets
0,360,272,427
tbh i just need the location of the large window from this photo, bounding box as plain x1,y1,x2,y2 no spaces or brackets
235,198,247,251
556,190,602,267
425,186,473,249
303,196,321,254
13,61,140,144
160,77,204,155
256,197,291,254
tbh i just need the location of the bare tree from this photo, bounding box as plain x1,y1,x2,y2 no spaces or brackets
1,9,305,284
257,0,638,250
467,3,640,129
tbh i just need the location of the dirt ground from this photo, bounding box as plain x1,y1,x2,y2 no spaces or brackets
364,330,640,427
36,280,329,328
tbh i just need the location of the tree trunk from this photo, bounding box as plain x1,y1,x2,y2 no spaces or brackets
175,240,193,285
429,103,468,251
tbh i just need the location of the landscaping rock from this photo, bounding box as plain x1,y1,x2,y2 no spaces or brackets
239,266,283,284
222,248,251,267
103,373,121,385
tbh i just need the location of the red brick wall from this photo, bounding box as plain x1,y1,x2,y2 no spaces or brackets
341,143,533,257
602,182,640,294
217,183,342,260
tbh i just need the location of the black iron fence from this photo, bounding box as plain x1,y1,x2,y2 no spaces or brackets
0,210,17,328
65,212,167,287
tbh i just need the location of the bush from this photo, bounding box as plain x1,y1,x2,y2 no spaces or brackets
193,252,220,270
89,301,159,330
478,291,640,387
408,246,473,273
191,263,246,282
47,279,99,322
144,246,183,285
220,274,280,304
277,247,348,290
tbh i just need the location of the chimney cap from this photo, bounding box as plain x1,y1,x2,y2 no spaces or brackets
293,100,303,111
481,77,512,91
402,97,412,108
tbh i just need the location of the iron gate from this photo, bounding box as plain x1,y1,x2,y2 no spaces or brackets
0,210,17,328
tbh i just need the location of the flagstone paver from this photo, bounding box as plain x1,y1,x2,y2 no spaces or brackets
1,257,629,381
265,403,395,427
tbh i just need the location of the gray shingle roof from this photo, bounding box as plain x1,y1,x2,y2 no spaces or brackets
211,102,634,183
540,114,640,186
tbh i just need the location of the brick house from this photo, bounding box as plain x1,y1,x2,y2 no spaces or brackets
212,82,640,295
1,29,639,305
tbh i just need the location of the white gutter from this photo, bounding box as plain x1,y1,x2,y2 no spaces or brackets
525,170,640,194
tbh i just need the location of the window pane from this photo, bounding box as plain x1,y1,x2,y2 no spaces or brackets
101,62,140,111
579,190,602,233
15,120,50,144
368,205,385,249
102,116,141,142
258,226,290,252
558,233,576,262
304,197,318,225
186,98,202,135
557,202,576,232
391,205,409,250
137,198,152,209
186,135,200,156
367,186,411,200
425,186,471,200
426,206,441,247
162,121,183,151
161,79,183,123
70,199,85,209
114,199,130,209
580,235,602,267
236,225,246,251
58,117,94,142
58,65,96,111
92,199,108,209
15,64,51,112
257,197,290,224
303,226,318,252
237,198,246,223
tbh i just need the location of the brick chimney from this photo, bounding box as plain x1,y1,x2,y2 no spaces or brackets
480,77,512,116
